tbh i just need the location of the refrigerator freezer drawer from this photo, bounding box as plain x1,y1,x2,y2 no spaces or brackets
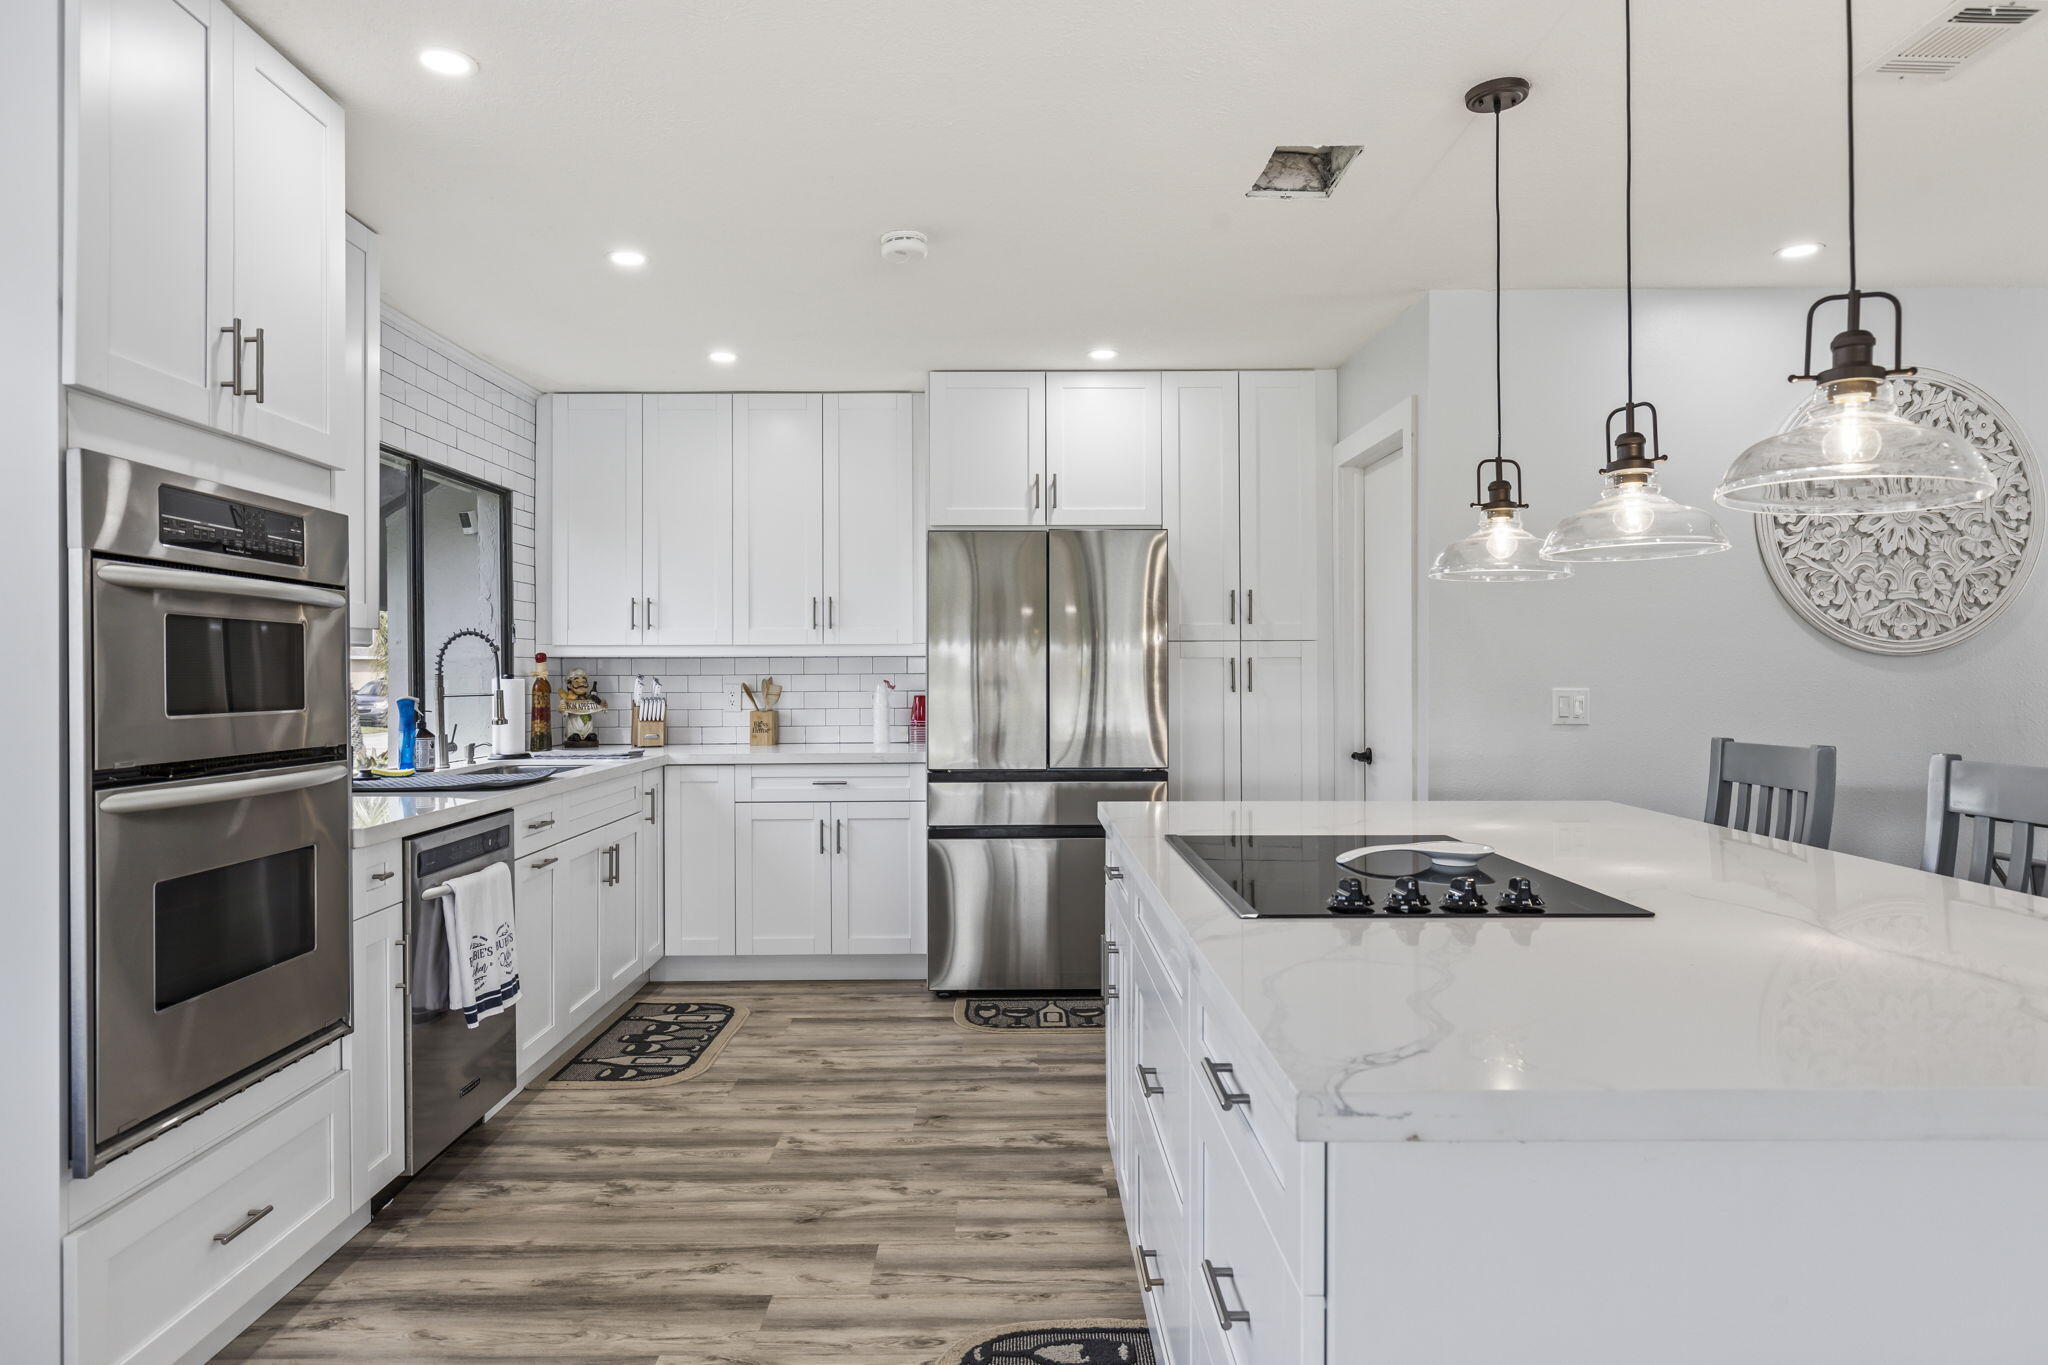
927,836,1108,992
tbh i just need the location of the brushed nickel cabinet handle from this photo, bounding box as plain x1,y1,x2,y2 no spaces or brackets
1201,1057,1252,1110
219,318,246,394
213,1204,274,1245
1100,936,1120,999
1202,1260,1251,1330
1136,1064,1164,1098
1104,865,1123,881
1049,473,1058,511
1031,473,1041,512
835,818,844,853
248,325,266,403
529,856,558,869
827,595,835,628
811,596,819,629
394,936,407,991
1228,657,1236,693
1244,656,1254,693
645,788,658,823
370,870,395,882
1135,1244,1166,1291
646,597,657,628
1227,588,1236,625
630,597,639,630
526,817,555,830
818,818,826,854
810,780,849,786
1245,588,1254,625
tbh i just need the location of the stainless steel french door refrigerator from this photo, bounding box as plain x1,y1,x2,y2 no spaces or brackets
925,528,1167,992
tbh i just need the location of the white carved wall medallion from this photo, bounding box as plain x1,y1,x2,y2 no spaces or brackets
1755,370,2038,655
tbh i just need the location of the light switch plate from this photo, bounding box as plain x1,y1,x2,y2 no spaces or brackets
1552,687,1590,726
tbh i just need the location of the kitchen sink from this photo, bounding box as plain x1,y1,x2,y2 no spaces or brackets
352,764,564,794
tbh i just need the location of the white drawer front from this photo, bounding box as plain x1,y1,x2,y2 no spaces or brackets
1133,1103,1193,1365
1195,985,1325,1293
350,844,402,914
1133,939,1191,1204
512,798,567,856
1196,1110,1322,1365
1133,881,1189,1009
736,764,918,802
65,1072,350,1365
561,774,643,835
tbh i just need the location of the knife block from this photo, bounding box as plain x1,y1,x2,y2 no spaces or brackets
631,705,667,748
748,709,779,747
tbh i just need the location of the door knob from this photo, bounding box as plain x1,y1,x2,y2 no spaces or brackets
1350,748,1374,765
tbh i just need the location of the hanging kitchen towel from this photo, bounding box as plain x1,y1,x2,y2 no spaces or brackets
439,862,520,1027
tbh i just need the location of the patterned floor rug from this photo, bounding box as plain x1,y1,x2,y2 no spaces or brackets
937,1320,1154,1363
549,999,747,1085
954,996,1106,1033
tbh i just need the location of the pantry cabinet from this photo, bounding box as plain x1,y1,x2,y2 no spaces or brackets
929,370,1163,528
67,0,346,466
1169,640,1319,803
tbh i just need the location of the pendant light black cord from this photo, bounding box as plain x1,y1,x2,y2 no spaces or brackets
1844,0,1859,296
1493,106,1504,467
1623,0,1634,415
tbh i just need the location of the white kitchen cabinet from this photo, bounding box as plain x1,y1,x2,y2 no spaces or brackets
1169,641,1315,802
342,216,380,642
223,16,346,465
1167,643,1241,802
512,848,561,1073
552,833,608,1036
1238,371,1321,642
1045,371,1162,525
345,900,404,1206
599,826,641,993
736,802,835,954
928,371,1044,526
664,767,736,956
1162,373,1240,642
637,772,665,968
643,393,733,646
830,802,919,955
823,393,917,644
515,819,646,1075
733,394,825,645
548,394,644,648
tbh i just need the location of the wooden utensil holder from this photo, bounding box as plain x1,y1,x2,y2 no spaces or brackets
748,709,779,746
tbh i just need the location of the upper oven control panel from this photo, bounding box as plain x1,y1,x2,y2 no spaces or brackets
71,449,347,587
158,484,306,567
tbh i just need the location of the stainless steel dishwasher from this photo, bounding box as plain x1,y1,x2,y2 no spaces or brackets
404,812,517,1175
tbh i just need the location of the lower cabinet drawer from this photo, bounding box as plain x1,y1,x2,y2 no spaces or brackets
736,764,917,802
64,1071,351,1365
1132,942,1191,1203
1132,1110,1193,1365
1195,1112,1324,1365
350,843,402,913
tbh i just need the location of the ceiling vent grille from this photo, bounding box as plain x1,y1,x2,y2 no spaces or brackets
1872,4,2040,79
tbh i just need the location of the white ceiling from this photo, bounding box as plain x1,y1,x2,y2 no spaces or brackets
238,0,2047,392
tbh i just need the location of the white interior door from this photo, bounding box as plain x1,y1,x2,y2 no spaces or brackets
824,393,916,644
225,13,346,465
1238,371,1320,641
733,394,824,644
1163,372,1240,640
67,0,227,427
1360,448,1416,800
1239,640,1319,801
664,768,735,956
928,371,1043,526
1167,642,1241,801
549,394,642,647
831,802,916,954
1045,371,1162,525
736,803,832,954
345,901,404,1205
643,393,733,645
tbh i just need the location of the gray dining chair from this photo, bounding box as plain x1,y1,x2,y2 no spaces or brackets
1704,736,1837,848
1923,753,2048,892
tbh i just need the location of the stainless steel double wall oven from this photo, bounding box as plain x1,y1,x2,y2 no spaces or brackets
70,452,353,1173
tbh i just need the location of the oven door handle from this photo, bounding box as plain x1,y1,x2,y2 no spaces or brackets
94,560,347,609
97,763,351,814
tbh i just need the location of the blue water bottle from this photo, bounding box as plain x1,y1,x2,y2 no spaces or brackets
393,696,419,773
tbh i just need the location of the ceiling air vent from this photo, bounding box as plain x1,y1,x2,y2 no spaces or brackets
1246,145,1361,199
1872,4,2040,79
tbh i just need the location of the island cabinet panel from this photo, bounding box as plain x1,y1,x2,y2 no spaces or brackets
1191,1109,1324,1365
1131,1101,1194,1365
663,767,736,955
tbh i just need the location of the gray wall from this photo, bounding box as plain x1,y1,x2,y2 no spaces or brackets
1338,286,2048,866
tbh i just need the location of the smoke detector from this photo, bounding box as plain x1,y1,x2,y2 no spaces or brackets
880,230,929,263
1871,5,2040,79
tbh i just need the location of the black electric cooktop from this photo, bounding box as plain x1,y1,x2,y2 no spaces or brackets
1166,833,1654,920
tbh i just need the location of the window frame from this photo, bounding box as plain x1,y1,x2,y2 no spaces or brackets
378,445,516,714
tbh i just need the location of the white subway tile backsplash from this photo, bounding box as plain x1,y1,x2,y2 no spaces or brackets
547,654,928,746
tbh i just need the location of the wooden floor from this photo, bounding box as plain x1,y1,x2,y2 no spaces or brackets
218,981,1143,1364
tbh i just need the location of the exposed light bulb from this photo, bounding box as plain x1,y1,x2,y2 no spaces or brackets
1818,391,1881,470
1612,483,1657,537
1484,515,1519,562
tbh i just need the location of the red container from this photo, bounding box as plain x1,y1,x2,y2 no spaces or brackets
909,693,926,747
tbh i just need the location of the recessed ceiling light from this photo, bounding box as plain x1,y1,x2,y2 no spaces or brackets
1775,241,1824,260
418,48,477,77
1088,348,1118,361
708,350,737,364
607,249,648,268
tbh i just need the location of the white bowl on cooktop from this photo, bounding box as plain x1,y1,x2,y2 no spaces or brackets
1334,840,1494,872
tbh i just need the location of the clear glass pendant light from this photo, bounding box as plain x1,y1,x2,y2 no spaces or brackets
1715,0,1992,516
1430,77,1571,585
1542,0,1727,564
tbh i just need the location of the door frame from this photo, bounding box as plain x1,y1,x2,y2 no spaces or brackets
1331,396,1425,800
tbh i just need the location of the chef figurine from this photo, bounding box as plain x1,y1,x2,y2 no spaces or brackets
557,668,608,748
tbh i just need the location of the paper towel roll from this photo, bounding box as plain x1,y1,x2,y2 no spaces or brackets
493,676,529,755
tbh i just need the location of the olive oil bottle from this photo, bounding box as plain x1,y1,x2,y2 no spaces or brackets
529,653,554,752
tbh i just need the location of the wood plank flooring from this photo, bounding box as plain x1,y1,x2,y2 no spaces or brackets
217,981,1142,1364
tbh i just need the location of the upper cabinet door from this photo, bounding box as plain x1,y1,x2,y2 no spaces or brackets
823,393,916,645
1238,371,1321,641
928,372,1044,527
549,394,643,647
223,14,346,466
733,394,824,645
1045,372,1162,526
1239,640,1320,801
67,0,229,426
1163,372,1240,640
643,394,733,646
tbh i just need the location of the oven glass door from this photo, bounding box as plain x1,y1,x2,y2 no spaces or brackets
88,762,352,1159
91,560,348,773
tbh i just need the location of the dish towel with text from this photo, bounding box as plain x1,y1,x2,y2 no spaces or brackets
439,862,519,1027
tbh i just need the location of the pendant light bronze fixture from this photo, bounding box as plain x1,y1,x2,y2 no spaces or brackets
1542,0,1728,563
1430,77,1571,583
1715,0,1993,515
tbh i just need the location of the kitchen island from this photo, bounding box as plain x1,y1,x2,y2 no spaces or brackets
1100,799,2048,1365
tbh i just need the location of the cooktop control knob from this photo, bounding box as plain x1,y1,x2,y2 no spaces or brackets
1497,876,1547,913
1326,877,1374,914
1441,875,1487,913
1384,875,1431,914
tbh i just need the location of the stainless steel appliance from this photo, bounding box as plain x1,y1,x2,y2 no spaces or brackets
405,814,517,1175
925,528,1168,992
70,452,353,1174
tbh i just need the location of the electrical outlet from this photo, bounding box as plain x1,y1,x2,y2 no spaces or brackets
1551,687,1590,726
724,684,746,710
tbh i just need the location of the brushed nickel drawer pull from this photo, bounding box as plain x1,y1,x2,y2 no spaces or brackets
526,817,555,830
529,856,558,869
369,870,395,882
810,780,849,786
1202,1259,1251,1330
1100,936,1120,999
1104,865,1123,881
219,318,246,393
248,325,266,403
213,1204,274,1245
1201,1057,1252,1110
1136,1064,1164,1098
1227,588,1236,625
1135,1244,1166,1291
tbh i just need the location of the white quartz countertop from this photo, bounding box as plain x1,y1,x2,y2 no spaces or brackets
1101,799,2048,1143
351,743,925,846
